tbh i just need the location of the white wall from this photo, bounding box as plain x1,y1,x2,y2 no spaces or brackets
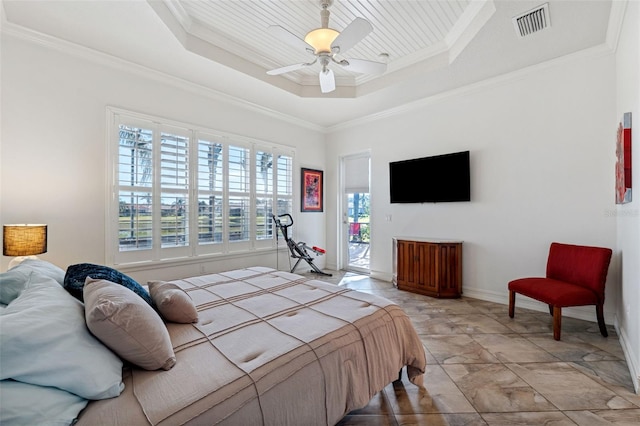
615,0,640,393
2,9,635,391
0,34,326,281
326,48,619,324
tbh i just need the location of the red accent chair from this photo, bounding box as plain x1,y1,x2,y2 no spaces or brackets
508,242,612,341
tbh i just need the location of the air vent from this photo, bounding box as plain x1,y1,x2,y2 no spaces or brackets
512,3,550,38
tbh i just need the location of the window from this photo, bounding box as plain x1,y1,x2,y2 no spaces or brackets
108,109,294,265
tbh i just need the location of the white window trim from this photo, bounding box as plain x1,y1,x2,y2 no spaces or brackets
105,107,295,267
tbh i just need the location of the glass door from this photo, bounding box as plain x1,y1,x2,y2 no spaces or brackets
342,153,370,273
347,192,370,271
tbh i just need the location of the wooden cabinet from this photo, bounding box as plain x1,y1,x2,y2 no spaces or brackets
393,238,462,298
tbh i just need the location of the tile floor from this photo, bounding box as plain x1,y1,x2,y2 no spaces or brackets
301,270,640,426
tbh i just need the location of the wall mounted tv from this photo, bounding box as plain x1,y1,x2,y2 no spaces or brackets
389,150,470,203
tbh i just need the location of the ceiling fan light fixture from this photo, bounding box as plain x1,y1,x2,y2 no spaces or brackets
266,0,379,94
304,28,339,54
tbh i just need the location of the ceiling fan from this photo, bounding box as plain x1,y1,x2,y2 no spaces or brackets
266,0,387,93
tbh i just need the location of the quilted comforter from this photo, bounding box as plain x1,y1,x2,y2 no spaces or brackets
76,267,426,425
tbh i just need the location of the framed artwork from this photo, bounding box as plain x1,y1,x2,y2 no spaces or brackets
616,112,632,204
301,168,323,212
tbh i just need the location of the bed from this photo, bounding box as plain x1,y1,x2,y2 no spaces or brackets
0,261,426,426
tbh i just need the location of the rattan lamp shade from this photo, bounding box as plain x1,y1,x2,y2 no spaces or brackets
3,224,48,256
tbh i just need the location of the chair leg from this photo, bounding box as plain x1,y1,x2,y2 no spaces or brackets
596,304,608,337
552,306,562,341
508,290,515,318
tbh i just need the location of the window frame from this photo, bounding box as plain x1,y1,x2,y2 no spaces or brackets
106,107,295,267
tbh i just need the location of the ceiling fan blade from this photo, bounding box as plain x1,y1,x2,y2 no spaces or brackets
330,17,372,55
319,69,336,93
340,58,387,74
267,62,312,75
267,25,315,53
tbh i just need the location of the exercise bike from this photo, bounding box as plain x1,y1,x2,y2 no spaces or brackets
271,213,332,277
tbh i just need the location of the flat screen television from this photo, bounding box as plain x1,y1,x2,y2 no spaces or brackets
389,151,470,203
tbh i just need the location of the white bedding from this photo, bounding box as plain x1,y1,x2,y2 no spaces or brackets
0,262,426,426
77,267,427,425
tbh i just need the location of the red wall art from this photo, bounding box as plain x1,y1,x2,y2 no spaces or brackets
301,168,323,212
616,112,632,204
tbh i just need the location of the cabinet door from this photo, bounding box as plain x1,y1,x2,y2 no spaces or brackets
396,240,462,298
396,240,415,286
416,242,438,294
436,243,462,297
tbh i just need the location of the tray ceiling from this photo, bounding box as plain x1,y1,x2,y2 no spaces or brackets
1,0,617,126
152,0,496,96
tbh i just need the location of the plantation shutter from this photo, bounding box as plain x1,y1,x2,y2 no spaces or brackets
159,130,190,249
196,137,224,250
255,150,274,241
276,154,293,215
117,124,154,254
109,109,295,265
228,145,251,243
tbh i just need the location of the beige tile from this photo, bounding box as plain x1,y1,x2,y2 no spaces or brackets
423,299,484,316
525,334,624,362
421,334,500,364
464,298,509,316
385,365,476,414
570,331,625,359
335,414,398,426
347,391,395,415
497,312,554,334
324,272,638,425
410,316,467,335
471,333,560,363
563,408,640,425
448,314,514,334
480,411,576,425
420,343,439,365
443,364,556,413
569,361,640,406
396,413,487,425
506,362,637,410
561,315,613,334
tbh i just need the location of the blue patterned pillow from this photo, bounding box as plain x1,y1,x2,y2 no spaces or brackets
63,263,154,308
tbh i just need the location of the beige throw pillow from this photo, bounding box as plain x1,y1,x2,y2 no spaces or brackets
84,278,176,371
148,281,199,324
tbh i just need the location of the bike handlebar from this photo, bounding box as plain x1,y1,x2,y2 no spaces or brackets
271,213,293,227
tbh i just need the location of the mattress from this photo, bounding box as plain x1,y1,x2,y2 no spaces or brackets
76,267,426,425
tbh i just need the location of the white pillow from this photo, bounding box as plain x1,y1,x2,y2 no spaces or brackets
0,380,88,426
0,272,124,400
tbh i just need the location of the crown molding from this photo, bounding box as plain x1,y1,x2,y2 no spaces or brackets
1,1,622,136
606,0,628,52
1,20,324,133
153,0,495,98
327,42,615,134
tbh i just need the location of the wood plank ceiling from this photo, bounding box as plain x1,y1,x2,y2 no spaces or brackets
164,0,473,82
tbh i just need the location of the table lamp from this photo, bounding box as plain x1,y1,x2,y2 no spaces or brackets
3,224,47,269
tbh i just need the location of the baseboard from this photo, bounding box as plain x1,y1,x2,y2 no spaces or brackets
615,318,640,394
326,262,338,271
462,287,616,325
370,270,392,282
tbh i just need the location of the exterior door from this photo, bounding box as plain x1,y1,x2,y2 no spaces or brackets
342,153,370,273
